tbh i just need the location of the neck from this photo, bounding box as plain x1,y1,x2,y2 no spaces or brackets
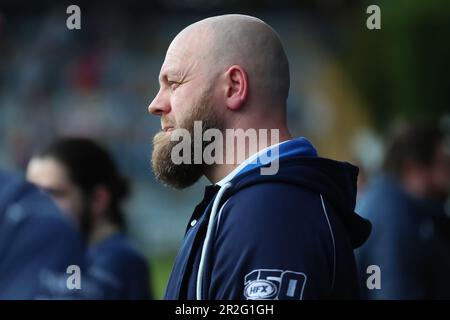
88,218,119,245
205,127,292,184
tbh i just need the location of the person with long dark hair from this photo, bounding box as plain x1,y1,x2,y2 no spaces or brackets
27,137,152,299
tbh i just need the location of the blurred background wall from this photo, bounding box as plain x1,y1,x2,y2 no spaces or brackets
0,0,448,298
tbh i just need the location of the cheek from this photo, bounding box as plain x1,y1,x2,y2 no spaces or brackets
170,89,195,124
53,198,73,219
57,191,85,222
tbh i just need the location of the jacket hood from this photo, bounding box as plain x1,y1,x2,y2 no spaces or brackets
0,170,33,217
224,139,372,248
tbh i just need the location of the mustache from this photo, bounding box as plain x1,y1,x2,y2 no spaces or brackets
161,117,176,129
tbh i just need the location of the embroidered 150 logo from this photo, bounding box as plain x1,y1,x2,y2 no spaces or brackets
244,269,307,300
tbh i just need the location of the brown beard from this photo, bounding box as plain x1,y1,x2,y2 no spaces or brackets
151,89,224,189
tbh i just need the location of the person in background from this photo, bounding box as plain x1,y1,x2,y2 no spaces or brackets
356,121,450,299
27,137,152,299
0,169,84,299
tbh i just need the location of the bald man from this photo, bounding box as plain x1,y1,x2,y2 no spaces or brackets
148,15,371,300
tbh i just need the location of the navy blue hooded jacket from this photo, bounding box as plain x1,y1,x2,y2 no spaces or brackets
356,174,450,299
42,232,153,300
0,170,84,299
79,232,152,299
164,138,371,300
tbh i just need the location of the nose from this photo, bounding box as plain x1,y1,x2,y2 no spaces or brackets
148,89,170,116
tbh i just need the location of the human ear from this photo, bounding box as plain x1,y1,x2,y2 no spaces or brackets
224,65,248,111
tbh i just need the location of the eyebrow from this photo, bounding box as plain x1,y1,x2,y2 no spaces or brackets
158,73,168,85
159,69,181,83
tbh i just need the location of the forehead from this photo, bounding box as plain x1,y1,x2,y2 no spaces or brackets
27,157,71,189
159,26,211,78
159,48,189,81
160,56,187,78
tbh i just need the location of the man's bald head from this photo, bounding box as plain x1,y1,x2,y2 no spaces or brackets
172,14,290,107
149,15,293,187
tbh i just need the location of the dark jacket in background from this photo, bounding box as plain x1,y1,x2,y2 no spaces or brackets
0,170,84,299
81,232,152,299
356,174,450,299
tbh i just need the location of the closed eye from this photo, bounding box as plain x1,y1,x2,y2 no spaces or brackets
168,81,180,91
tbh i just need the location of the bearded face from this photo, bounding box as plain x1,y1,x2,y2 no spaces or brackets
151,88,224,189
